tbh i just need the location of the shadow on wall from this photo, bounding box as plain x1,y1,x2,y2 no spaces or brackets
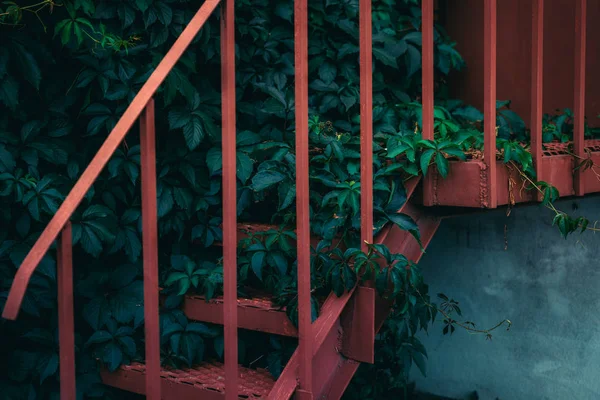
412,195,600,400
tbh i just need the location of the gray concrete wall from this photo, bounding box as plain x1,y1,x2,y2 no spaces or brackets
414,196,600,400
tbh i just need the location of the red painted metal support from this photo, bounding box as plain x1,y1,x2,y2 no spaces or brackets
345,0,376,366
140,100,161,399
57,222,76,400
483,0,497,208
531,0,544,196
221,0,238,398
1,0,222,321
574,0,587,196
421,0,435,206
421,0,434,142
360,0,373,251
294,0,313,397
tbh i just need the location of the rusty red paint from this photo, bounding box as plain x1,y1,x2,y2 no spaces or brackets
294,0,313,396
483,0,498,208
57,222,76,400
221,0,238,398
574,0,587,196
531,0,544,195
360,0,373,250
1,0,222,321
140,100,161,399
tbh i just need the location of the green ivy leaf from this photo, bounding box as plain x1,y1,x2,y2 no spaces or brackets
420,149,435,176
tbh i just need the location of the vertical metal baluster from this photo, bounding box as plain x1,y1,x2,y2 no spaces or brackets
574,0,587,196
294,0,313,398
484,0,498,208
57,222,76,400
140,99,161,399
221,0,238,398
359,0,373,252
421,0,434,142
531,0,544,199
421,0,435,206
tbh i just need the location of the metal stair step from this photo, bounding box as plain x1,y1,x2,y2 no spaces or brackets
181,291,298,337
101,361,275,399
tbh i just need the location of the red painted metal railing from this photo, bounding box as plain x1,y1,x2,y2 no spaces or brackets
1,1,222,398
1,0,376,396
4,1,592,399
423,0,591,209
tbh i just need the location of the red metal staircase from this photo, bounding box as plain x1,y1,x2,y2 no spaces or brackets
1,1,441,399
2,0,593,399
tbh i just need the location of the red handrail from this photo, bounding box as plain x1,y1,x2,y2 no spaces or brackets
1,0,221,320
2,1,222,399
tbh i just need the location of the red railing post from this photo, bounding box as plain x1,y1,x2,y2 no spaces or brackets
421,0,435,206
294,0,313,398
140,99,161,399
531,0,544,196
484,0,498,208
221,0,238,398
574,0,587,196
57,222,76,400
421,0,434,143
359,0,373,251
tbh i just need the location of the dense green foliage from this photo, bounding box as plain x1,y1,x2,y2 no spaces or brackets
0,0,593,399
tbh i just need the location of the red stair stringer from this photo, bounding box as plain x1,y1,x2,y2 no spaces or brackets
267,198,440,400
324,202,440,399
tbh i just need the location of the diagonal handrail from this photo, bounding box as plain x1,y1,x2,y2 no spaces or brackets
1,0,222,320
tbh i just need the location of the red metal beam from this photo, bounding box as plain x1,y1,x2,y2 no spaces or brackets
531,0,544,196
1,0,222,321
324,207,441,400
57,222,75,400
574,0,587,196
267,289,355,400
483,0,497,208
140,100,161,399
294,0,313,397
221,0,238,398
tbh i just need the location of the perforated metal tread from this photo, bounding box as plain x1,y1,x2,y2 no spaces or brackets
181,290,298,337
101,361,275,399
543,139,600,156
